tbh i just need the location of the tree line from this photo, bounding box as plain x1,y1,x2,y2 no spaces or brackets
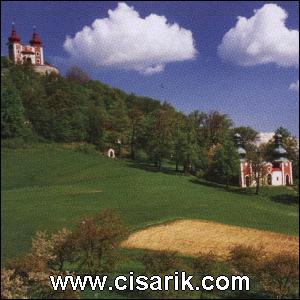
1,57,298,187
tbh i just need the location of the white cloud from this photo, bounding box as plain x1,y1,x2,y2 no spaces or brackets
63,2,197,75
218,4,299,67
289,80,299,92
255,132,274,146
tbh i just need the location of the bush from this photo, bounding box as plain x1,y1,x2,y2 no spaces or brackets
141,250,183,275
228,245,265,277
3,210,129,298
134,149,149,162
1,268,28,299
228,246,299,298
6,231,80,299
195,169,205,179
193,251,220,278
72,209,128,275
137,250,191,299
260,251,299,299
7,231,56,298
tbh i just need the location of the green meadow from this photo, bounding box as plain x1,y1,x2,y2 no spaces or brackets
1,143,298,264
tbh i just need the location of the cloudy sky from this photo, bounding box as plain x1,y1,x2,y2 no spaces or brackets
1,1,299,136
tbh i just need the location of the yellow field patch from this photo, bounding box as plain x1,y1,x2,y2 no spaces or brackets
122,219,299,258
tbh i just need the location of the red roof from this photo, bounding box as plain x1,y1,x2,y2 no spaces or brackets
30,32,42,46
272,168,281,172
8,28,20,43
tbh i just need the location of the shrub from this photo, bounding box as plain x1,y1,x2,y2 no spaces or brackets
72,209,128,275
4,210,128,297
193,251,220,278
1,268,28,299
260,251,299,299
228,246,299,298
138,250,191,299
7,231,56,298
195,169,205,179
141,250,183,275
134,149,149,162
228,245,265,277
7,231,80,299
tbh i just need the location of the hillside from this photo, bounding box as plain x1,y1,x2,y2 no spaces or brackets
2,58,299,189
1,144,298,262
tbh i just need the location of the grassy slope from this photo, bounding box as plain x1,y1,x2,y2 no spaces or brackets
1,144,299,262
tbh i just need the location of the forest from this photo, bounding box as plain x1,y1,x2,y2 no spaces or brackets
1,56,299,186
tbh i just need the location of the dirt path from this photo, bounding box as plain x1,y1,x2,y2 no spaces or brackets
122,219,299,258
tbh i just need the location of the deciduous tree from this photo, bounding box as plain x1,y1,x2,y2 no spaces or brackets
72,209,128,275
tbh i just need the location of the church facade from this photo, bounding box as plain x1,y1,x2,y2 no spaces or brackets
7,25,59,75
234,133,293,188
8,25,44,66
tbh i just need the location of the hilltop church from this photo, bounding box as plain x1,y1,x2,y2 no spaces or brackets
7,24,59,75
234,133,293,188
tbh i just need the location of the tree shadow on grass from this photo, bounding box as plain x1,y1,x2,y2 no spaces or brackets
271,194,299,205
191,179,299,204
127,161,185,176
189,178,256,197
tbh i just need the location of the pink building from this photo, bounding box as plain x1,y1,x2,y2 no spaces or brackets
7,24,44,66
234,133,293,188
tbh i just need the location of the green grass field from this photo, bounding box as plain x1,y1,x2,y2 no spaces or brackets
1,143,298,264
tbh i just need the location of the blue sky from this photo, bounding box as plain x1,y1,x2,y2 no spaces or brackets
1,1,299,136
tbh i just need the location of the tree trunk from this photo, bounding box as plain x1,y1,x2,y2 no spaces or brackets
183,161,187,174
130,144,135,160
158,160,162,170
256,171,260,195
226,176,229,189
175,154,179,172
130,125,135,160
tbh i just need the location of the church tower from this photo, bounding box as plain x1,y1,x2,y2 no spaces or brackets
29,27,44,65
234,133,251,187
7,23,21,63
271,134,293,186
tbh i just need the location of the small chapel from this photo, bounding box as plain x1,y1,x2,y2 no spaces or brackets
234,133,293,188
